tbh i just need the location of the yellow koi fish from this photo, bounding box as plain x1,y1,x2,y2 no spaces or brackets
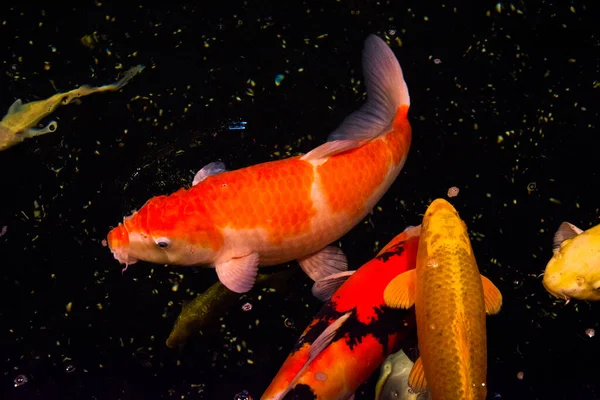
384,199,502,400
543,221,600,302
0,64,144,151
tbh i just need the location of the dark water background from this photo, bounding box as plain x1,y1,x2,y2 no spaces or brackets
1,1,598,399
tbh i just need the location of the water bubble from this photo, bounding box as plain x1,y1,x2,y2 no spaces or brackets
234,389,253,400
242,302,252,311
585,328,595,338
65,364,76,373
14,374,28,387
283,318,294,328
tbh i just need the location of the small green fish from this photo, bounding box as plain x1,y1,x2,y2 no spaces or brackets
166,267,297,348
0,64,145,151
375,349,431,400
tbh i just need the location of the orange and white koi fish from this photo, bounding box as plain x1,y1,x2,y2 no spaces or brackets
384,199,502,400
261,226,420,400
107,34,412,293
0,64,144,151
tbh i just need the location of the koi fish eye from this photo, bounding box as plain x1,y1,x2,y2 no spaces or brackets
154,237,171,249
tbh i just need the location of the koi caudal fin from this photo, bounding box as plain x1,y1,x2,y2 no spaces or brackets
302,34,410,161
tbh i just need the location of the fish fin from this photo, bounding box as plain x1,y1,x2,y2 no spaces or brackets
300,139,362,161
193,161,227,186
552,221,583,251
215,253,259,293
277,312,352,399
374,360,394,400
481,275,503,315
113,64,145,90
328,34,409,142
383,269,416,309
311,270,356,301
8,99,23,114
404,224,422,237
308,311,352,362
300,35,409,161
408,356,428,393
298,245,348,281
24,120,58,138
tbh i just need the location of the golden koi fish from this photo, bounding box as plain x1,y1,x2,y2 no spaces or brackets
107,35,412,294
384,199,502,400
543,221,600,302
0,64,144,151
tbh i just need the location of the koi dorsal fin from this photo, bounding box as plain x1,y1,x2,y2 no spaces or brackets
552,221,583,251
277,311,352,399
8,99,23,114
301,35,409,161
311,270,356,301
192,161,227,186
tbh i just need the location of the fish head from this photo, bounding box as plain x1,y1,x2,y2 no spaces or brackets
542,253,600,302
107,197,223,269
375,350,431,400
422,198,465,234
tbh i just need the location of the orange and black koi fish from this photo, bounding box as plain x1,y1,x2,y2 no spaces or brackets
261,226,420,400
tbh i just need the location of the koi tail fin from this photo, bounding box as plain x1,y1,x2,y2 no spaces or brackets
301,34,409,161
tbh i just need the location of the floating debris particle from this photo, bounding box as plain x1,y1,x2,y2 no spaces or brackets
527,182,537,193
585,328,595,338
242,302,252,311
66,302,73,312
234,389,253,400
274,74,285,86
0,225,7,237
228,121,247,130
447,186,460,198
517,371,524,380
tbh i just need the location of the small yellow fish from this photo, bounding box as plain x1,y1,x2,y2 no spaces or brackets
166,268,297,348
384,199,502,400
0,64,145,151
543,221,600,302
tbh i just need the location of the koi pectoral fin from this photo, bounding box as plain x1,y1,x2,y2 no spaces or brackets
24,120,58,138
383,269,416,309
311,270,356,301
408,356,428,393
481,275,503,315
215,253,259,293
298,245,348,282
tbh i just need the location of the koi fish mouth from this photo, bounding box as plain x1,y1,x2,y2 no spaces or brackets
542,280,571,303
107,223,139,269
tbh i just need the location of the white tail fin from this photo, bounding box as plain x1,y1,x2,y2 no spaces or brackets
301,34,409,161
328,34,409,142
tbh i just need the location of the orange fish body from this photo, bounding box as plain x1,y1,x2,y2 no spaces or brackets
107,35,412,293
384,199,502,400
262,226,421,400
